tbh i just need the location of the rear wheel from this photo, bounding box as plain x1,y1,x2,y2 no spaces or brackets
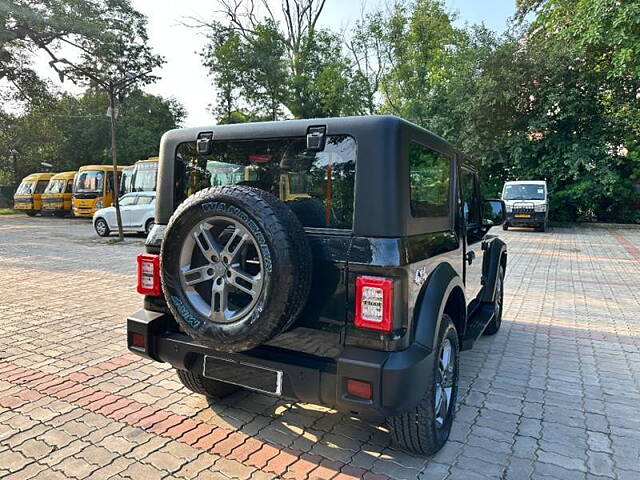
175,369,238,398
387,314,459,455
502,222,509,231
95,218,110,237
144,218,154,235
483,265,504,335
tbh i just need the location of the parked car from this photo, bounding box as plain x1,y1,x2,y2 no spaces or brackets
93,192,155,237
126,116,507,455
501,180,548,231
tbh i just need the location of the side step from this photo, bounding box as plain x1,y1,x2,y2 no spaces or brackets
461,304,495,351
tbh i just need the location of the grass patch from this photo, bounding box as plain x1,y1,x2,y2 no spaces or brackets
0,208,17,215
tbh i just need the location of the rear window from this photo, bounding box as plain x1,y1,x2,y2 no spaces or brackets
174,135,357,229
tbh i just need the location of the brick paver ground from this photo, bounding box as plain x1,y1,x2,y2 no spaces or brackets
1,215,639,479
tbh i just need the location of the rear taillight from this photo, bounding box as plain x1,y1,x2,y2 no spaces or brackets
137,254,161,296
346,379,373,400
354,276,393,332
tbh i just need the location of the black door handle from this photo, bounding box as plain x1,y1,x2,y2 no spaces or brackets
466,251,476,265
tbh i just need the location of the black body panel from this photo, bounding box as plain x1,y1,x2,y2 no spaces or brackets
129,114,509,419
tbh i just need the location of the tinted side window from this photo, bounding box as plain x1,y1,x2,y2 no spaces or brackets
462,170,481,226
409,143,450,217
35,180,49,194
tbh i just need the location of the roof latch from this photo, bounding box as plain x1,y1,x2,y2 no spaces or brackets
197,131,214,155
306,126,326,152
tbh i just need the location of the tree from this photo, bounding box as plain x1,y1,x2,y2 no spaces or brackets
32,1,164,240
0,89,184,188
197,0,369,121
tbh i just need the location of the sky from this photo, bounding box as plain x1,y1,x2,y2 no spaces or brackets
36,0,517,127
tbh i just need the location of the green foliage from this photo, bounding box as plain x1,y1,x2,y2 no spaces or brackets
200,2,369,122
360,0,640,223
0,89,184,185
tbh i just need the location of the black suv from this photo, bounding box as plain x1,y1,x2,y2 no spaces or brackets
127,115,507,455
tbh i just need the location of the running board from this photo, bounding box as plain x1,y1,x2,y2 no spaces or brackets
461,304,495,351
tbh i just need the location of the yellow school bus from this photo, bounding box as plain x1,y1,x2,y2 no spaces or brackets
41,171,77,217
72,165,124,217
13,172,56,216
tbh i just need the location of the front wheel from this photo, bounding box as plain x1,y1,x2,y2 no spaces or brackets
175,369,238,399
387,314,459,455
94,218,110,237
502,222,509,231
26,210,37,217
483,265,504,335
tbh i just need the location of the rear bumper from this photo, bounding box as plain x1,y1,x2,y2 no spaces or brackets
506,212,546,226
127,309,434,420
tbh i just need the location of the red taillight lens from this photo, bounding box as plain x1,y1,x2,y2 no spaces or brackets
131,333,146,348
347,379,373,399
354,276,393,332
137,254,161,296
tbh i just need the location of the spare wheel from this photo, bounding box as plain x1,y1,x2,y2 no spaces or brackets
161,186,312,352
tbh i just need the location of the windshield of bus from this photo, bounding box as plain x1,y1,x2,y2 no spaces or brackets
503,183,546,201
74,170,105,194
44,179,66,194
16,181,35,194
131,161,158,191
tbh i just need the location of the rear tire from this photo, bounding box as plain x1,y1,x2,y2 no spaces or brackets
483,265,504,335
144,218,154,235
175,369,238,399
502,223,508,231
387,314,459,455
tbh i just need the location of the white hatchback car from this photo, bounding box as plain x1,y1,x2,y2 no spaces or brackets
93,192,155,237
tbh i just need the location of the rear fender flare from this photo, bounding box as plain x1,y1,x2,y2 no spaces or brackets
413,262,466,353
481,239,507,304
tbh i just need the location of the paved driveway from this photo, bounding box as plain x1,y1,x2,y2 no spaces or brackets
0,215,639,480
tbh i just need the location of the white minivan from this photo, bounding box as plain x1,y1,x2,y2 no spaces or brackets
501,180,548,232
93,192,155,237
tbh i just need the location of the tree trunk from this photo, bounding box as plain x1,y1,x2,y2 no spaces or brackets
109,90,125,242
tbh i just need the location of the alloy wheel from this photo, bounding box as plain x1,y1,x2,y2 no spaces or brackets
178,217,265,324
434,338,456,428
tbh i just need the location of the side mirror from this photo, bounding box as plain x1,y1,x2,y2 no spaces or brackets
483,199,506,227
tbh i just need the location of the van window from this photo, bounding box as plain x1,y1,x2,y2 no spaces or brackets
137,196,154,205
16,182,34,194
35,180,49,194
45,179,65,194
409,143,450,217
175,135,357,229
